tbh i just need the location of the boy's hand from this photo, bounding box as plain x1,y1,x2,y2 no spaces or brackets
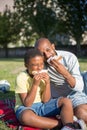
33,72,50,86
33,74,42,86
40,72,50,84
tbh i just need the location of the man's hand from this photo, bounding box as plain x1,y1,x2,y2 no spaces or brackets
50,59,67,76
50,59,76,88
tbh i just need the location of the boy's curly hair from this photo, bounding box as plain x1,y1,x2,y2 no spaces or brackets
24,48,43,64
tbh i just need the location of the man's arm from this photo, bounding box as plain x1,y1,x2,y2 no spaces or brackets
49,53,84,91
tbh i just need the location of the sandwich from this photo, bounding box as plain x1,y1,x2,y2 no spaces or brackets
32,69,48,75
47,55,62,63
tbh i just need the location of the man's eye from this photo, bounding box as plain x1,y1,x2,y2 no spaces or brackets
46,48,50,51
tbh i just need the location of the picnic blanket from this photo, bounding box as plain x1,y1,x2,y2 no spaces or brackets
0,99,41,130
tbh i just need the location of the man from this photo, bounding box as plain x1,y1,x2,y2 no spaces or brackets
35,38,87,124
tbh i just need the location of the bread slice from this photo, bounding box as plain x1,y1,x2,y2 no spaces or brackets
47,55,62,63
32,71,38,75
32,69,48,75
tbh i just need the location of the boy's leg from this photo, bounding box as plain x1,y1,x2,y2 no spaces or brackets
19,110,60,129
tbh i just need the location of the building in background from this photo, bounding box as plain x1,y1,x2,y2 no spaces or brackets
0,0,14,13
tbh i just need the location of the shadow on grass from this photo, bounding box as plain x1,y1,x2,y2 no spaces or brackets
0,58,23,62
78,57,87,63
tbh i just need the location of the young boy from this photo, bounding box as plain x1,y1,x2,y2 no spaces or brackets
15,48,82,130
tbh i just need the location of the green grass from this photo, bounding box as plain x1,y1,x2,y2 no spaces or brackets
0,58,25,99
0,58,87,130
78,58,87,71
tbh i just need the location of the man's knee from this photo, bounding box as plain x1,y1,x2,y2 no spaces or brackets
74,105,87,118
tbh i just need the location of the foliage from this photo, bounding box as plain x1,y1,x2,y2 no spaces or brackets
0,0,87,50
14,0,57,46
0,11,10,48
0,6,21,57
14,0,87,48
56,0,87,54
57,0,87,37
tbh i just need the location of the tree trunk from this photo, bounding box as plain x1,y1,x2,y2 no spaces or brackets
76,41,81,57
4,45,8,58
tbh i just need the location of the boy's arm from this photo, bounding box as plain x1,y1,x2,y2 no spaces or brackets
19,84,39,107
18,74,42,107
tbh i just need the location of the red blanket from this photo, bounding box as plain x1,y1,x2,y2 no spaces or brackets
0,99,41,130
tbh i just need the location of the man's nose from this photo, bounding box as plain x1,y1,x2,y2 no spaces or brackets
44,51,50,59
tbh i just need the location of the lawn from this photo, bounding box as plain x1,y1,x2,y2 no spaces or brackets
0,58,25,99
0,58,25,130
0,58,87,130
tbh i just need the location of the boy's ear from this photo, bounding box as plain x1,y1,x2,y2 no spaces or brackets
51,43,55,50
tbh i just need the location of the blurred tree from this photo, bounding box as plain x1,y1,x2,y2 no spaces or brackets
0,5,21,57
14,0,57,46
14,0,87,55
54,0,87,56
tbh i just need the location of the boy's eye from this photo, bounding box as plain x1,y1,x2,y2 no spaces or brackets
31,63,44,67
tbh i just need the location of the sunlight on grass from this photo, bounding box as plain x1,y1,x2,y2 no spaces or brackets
0,58,87,91
0,58,25,91
78,58,87,71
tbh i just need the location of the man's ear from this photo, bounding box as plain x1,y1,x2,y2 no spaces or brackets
51,44,55,50
24,63,27,68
